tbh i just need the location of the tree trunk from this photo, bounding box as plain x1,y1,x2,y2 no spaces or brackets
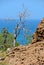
14,39,16,46
14,34,16,46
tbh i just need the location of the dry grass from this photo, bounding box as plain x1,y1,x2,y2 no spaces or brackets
0,51,9,65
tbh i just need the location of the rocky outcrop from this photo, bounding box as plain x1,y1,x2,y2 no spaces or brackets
5,18,44,65
5,41,44,65
32,18,44,43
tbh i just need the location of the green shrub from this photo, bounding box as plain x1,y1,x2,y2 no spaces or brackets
25,34,33,45
15,42,20,47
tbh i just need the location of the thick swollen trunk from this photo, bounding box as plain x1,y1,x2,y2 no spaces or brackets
14,34,17,47
14,39,16,47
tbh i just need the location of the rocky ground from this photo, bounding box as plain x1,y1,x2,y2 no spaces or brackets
1,18,44,65
5,41,44,65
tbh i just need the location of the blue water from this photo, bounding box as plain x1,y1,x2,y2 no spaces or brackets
0,19,41,45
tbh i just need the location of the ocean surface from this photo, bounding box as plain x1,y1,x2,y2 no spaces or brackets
0,19,41,45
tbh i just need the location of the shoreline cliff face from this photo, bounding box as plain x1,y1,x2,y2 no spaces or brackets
32,18,44,43
5,18,44,65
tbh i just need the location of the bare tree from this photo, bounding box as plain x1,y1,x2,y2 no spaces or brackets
14,24,21,46
14,10,28,46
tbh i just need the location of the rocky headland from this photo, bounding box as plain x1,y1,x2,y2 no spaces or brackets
5,18,44,65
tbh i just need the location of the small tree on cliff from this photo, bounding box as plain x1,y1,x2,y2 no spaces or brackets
2,28,8,47
14,10,28,46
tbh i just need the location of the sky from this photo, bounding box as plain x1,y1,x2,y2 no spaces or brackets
0,0,44,19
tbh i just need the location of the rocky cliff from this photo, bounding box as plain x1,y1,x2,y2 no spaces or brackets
32,18,44,43
5,18,44,65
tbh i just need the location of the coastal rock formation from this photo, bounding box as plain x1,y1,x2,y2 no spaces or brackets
32,18,44,43
5,18,44,65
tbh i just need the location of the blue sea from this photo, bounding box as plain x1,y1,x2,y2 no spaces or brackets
0,19,41,45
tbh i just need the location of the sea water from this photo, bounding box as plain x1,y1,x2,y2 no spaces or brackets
0,19,40,45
